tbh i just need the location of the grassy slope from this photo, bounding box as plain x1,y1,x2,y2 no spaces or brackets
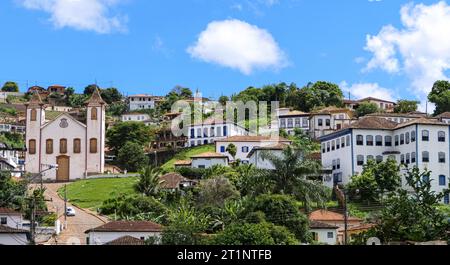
58,177,138,210
161,144,215,172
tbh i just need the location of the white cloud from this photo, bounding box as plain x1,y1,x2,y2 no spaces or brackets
340,81,396,102
19,0,126,34
187,19,288,75
364,1,450,109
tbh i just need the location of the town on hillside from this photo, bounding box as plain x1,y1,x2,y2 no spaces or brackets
0,80,449,246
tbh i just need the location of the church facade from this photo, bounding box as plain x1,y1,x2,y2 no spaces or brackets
25,90,106,181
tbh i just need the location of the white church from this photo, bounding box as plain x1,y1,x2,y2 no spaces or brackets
25,89,106,181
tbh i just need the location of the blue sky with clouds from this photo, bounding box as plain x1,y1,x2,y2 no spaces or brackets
1,0,449,110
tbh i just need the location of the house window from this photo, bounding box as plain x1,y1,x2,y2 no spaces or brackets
242,146,249,153
438,131,446,142
400,134,405,145
376,156,383,163
322,143,326,154
395,135,399,146
405,132,410,144
74,139,81,154
400,154,405,165
331,141,335,151
190,129,195,139
411,152,416,163
341,137,345,148
90,138,98,154
366,135,374,146
367,155,374,162
411,131,416,142
422,151,429,163
0,217,6,225
318,119,323,126
445,194,450,205
216,127,222,137
385,136,392,147
46,139,53,154
332,160,336,170
29,139,36,154
30,109,37,121
336,139,340,150
422,130,429,141
223,126,228,137
406,153,410,165
326,119,331,126
337,159,341,169
376,135,383,146
197,129,201,138
280,119,286,128
220,146,226,153
327,232,334,239
91,107,98,120
439,175,446,186
287,119,293,128
357,155,364,166
346,135,350,147
356,135,363,146
422,175,430,183
327,142,330,152
302,119,308,127
439,152,446,163
295,118,301,128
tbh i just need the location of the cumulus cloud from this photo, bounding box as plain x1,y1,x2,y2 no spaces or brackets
187,19,287,75
340,81,396,102
364,1,450,108
19,0,126,34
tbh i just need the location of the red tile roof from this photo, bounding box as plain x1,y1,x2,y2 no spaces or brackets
160,173,196,189
174,160,192,166
0,208,22,215
85,221,163,233
436,112,450,119
0,225,28,234
309,221,339,229
309,210,361,222
104,236,145,245
191,152,228,159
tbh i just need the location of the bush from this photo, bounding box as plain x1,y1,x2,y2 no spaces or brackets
117,142,149,172
175,167,206,180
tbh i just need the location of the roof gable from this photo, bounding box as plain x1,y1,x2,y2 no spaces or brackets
41,112,87,131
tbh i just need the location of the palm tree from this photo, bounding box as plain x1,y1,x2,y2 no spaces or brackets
134,166,165,197
261,145,329,212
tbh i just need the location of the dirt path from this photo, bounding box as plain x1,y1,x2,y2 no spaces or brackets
42,183,108,245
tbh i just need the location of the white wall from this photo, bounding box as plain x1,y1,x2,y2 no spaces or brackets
0,233,28,245
129,97,155,111
0,214,23,229
191,157,228,168
311,229,337,245
87,231,161,245
187,123,248,147
121,114,150,122
248,149,283,170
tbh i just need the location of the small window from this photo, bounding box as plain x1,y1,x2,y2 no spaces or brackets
318,119,323,126
438,131,446,142
341,137,346,148
242,146,249,153
60,139,67,154
411,131,416,142
400,154,405,164
346,135,350,147
422,151,429,163
0,217,6,225
366,135,374,146
367,155,374,162
406,132,410,144
326,119,331,126
357,155,364,166
376,156,383,163
74,139,81,154
336,139,340,150
376,135,383,146
91,107,98,120
439,152,446,163
46,139,53,154
90,138,98,154
322,143,326,154
356,135,363,146
220,146,226,153
29,139,36,155
395,135,399,146
385,136,392,147
411,152,416,163
331,140,336,151
30,109,37,121
445,194,450,205
422,130,429,141
327,142,331,152
332,160,336,170
439,175,446,186
406,153,410,165
327,232,334,239
400,134,405,145
337,159,341,169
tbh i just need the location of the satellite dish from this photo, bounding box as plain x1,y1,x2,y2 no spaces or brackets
367,237,381,245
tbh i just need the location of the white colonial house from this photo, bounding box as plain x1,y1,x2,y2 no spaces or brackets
190,152,229,169
25,90,106,182
320,116,450,204
247,143,290,170
309,107,355,139
344,97,396,112
216,136,291,164
309,221,339,245
0,225,29,245
0,142,24,177
0,208,23,229
85,221,163,245
366,112,430,124
276,108,310,135
127,94,156,111
121,112,151,122
187,117,248,147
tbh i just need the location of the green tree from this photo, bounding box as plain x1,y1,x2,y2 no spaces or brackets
106,121,155,155
68,94,89,108
1,81,19,92
101,87,123,104
218,95,229,107
246,194,311,242
394,100,419,113
84,84,100,95
0,171,27,209
135,166,164,197
195,177,240,208
261,146,329,211
370,167,450,243
213,222,298,245
117,142,149,172
428,80,450,115
226,143,237,161
296,81,344,112
106,101,128,116
64,87,75,98
356,101,380,117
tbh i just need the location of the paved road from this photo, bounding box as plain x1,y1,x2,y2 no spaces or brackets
42,183,108,245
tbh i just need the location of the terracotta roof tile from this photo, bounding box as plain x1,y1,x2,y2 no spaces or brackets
436,112,450,119
0,208,22,215
174,160,192,166
191,152,228,159
309,221,339,229
160,173,196,189
104,236,145,245
344,116,399,130
395,117,447,129
309,210,361,222
85,221,163,233
0,225,28,234
86,88,106,106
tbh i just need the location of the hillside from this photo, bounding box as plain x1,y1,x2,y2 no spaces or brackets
161,144,215,172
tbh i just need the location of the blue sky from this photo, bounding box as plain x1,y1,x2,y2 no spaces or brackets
1,0,449,110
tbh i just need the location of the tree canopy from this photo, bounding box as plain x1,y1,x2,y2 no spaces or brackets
106,121,155,155
1,81,19,92
394,100,419,113
428,80,450,115
356,102,380,117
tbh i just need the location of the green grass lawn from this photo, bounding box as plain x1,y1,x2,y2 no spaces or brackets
58,177,139,210
161,144,215,172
